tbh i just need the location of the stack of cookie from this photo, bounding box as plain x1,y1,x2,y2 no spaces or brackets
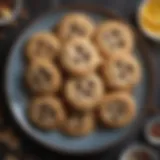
24,13,141,136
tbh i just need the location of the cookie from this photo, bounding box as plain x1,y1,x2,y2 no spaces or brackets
28,96,65,130
65,74,104,111
95,20,134,58
25,60,61,94
58,13,95,41
102,54,141,90
62,112,95,136
0,128,20,150
99,92,136,128
25,32,60,61
61,37,101,76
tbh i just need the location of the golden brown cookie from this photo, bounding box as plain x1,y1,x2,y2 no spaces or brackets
99,92,136,128
64,74,104,111
25,32,60,61
61,37,101,76
62,112,95,136
102,54,141,90
95,20,134,58
58,13,95,41
25,60,62,94
28,96,65,130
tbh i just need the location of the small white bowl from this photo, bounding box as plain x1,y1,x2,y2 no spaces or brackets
119,144,158,160
0,0,23,26
137,0,160,42
145,116,160,146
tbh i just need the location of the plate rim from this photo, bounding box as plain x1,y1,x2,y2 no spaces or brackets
4,4,156,155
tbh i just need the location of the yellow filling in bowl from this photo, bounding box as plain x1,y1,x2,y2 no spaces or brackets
140,0,160,35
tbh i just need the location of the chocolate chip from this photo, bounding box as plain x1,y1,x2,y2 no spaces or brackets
104,29,125,49
70,24,84,35
37,40,44,48
36,41,54,57
39,104,55,121
39,68,51,81
88,80,95,88
117,103,126,114
76,45,84,53
82,52,90,61
34,67,51,82
83,89,92,97
32,67,51,88
119,63,134,79
117,40,125,47
116,61,124,68
126,64,133,73
117,63,131,79
76,82,82,90
76,81,92,97
111,29,121,37
75,45,90,62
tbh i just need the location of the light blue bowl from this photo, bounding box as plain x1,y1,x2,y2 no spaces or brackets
5,7,155,154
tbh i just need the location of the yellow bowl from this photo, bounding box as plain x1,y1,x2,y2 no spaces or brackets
138,0,160,41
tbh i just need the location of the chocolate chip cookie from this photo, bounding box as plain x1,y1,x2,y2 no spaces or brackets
65,74,104,111
61,37,101,76
99,92,136,128
58,13,95,41
62,112,95,136
28,96,65,130
25,32,60,61
25,60,62,94
95,20,134,58
102,54,141,90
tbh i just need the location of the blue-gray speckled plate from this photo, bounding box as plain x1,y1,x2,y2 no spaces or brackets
5,6,155,155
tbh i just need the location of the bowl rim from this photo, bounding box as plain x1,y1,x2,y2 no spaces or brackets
137,0,160,42
4,4,156,155
0,0,23,26
145,116,160,145
119,143,159,160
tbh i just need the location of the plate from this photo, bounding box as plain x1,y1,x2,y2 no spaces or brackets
5,5,155,154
